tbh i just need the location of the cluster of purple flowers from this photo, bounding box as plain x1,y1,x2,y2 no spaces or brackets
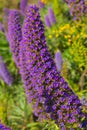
65,0,87,20
45,8,56,27
0,121,11,130
8,10,22,68
19,5,85,129
19,5,50,120
0,56,13,86
8,4,86,129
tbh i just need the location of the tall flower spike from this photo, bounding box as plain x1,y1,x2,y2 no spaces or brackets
55,51,63,72
0,120,11,130
20,0,28,15
44,15,51,28
8,10,22,68
0,56,13,86
48,8,56,25
19,5,50,120
64,0,87,20
21,5,86,129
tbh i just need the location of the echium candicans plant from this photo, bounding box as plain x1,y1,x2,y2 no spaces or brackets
64,0,87,20
48,7,56,25
45,15,51,28
20,5,86,129
45,8,56,27
19,5,50,120
0,56,13,86
8,10,22,68
0,120,11,130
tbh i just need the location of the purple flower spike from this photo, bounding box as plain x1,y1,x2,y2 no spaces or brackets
8,10,22,68
20,5,86,129
45,15,51,28
38,0,45,8
55,51,63,72
48,8,56,25
20,0,28,15
64,0,87,20
0,120,11,130
20,5,50,120
0,56,13,86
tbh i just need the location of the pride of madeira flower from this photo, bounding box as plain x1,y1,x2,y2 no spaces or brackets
8,10,22,68
64,0,87,20
19,5,86,129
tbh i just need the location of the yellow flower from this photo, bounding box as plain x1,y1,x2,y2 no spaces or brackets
67,39,71,46
76,35,80,39
55,34,59,38
49,35,52,38
64,35,67,38
52,30,56,33
65,24,70,28
41,0,48,4
67,35,71,38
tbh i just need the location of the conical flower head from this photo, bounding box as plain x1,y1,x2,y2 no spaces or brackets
8,10,22,67
20,5,50,120
44,15,51,28
64,0,87,20
20,5,86,129
48,8,56,25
